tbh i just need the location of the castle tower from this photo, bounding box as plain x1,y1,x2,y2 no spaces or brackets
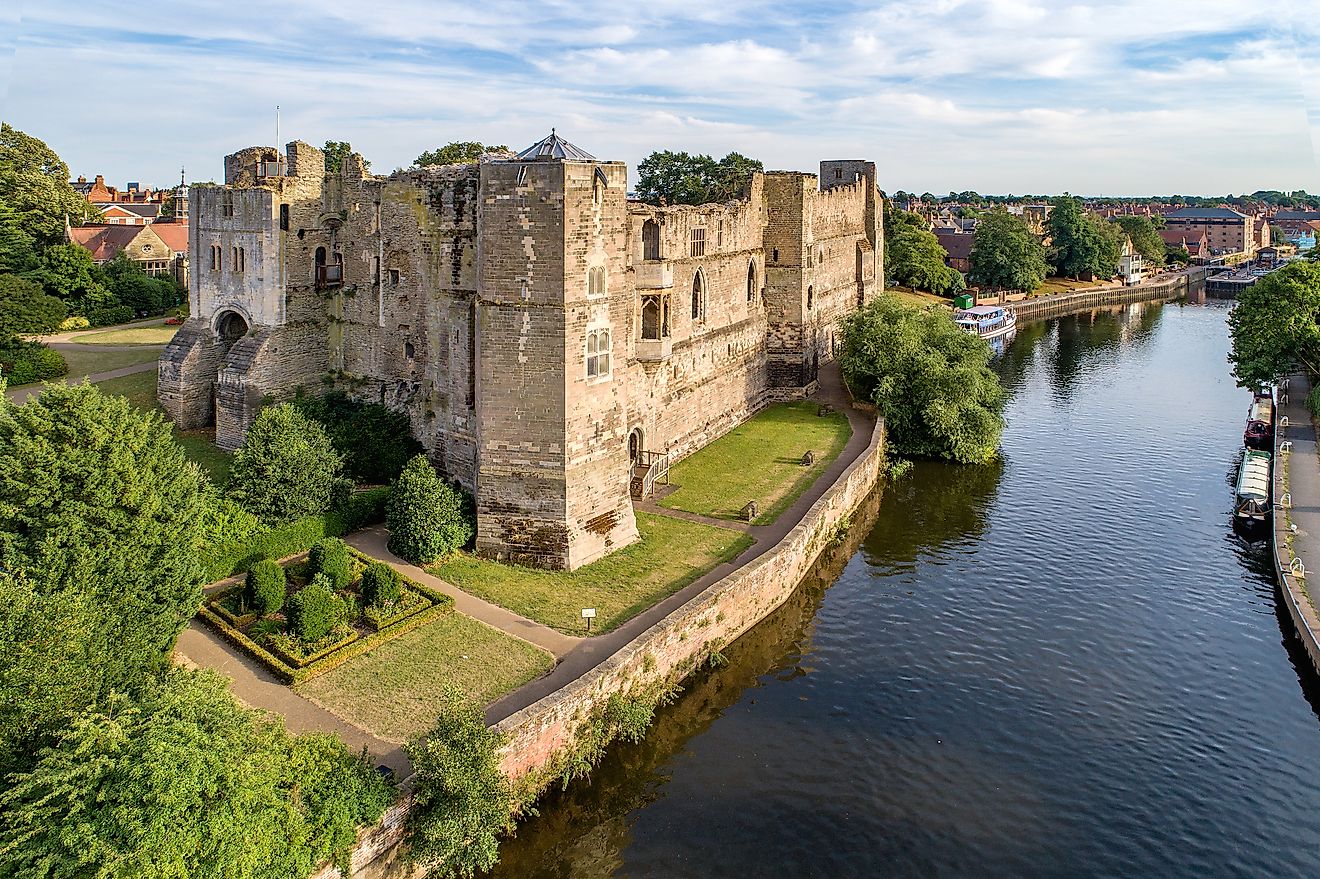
473,132,639,570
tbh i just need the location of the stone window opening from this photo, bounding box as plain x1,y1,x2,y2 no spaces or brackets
588,266,606,297
586,328,611,379
279,204,289,231
231,246,245,273
717,219,724,249
389,268,401,287
641,294,670,340
772,247,779,263
221,190,234,218
642,219,661,261
315,247,342,288
747,260,757,303
807,285,814,311
691,271,706,322
690,227,706,258
405,340,415,360
210,244,221,271
834,168,843,180
372,256,380,283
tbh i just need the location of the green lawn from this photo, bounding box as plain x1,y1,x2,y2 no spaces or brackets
659,401,852,525
433,511,754,635
95,370,234,486
296,613,553,742
73,326,179,346
1031,277,1102,298
10,345,164,390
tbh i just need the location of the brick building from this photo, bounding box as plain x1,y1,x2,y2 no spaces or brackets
1162,207,1255,256
159,135,883,570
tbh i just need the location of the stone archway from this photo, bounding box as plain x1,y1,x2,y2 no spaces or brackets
628,427,644,467
215,309,249,352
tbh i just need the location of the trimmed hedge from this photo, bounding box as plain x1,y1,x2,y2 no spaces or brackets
266,626,359,669
362,587,429,631
288,575,343,643
199,486,388,583
362,561,403,607
84,305,134,327
198,606,297,683
245,559,287,615
309,538,352,589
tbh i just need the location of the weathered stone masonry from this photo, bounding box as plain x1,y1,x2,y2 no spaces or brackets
160,133,883,569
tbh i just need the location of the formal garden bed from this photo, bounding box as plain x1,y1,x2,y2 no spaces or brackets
199,538,453,684
659,400,852,525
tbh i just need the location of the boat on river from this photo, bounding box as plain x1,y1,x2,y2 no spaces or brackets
1243,389,1274,451
1234,448,1272,532
955,305,1017,341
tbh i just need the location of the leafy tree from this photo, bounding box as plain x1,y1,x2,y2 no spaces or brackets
323,140,369,174
0,274,67,335
287,574,345,643
0,123,98,244
0,197,39,274
1111,215,1166,266
1228,260,1320,386
0,383,206,763
226,403,344,523
635,150,764,206
0,339,67,384
33,242,111,305
883,203,928,238
101,253,180,315
1166,246,1191,265
886,227,965,296
294,390,423,483
968,209,1048,293
1271,225,1288,246
386,455,475,564
839,295,1005,464
407,688,514,879
1046,196,1123,279
0,669,394,878
244,559,287,615
415,142,509,167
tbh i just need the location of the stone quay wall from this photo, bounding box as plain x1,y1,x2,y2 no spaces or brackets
1010,269,1207,323
493,414,886,779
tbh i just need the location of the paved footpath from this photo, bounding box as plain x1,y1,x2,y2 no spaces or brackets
1278,372,1320,578
5,344,160,404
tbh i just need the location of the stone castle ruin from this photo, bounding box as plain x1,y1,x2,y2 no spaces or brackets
159,133,883,570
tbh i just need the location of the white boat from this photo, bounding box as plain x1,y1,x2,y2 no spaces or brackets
955,305,1017,341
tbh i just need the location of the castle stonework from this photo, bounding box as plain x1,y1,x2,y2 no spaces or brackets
159,134,883,570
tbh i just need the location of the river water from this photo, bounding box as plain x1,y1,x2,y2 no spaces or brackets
489,301,1320,878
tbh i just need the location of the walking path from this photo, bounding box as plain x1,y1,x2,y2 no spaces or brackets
1277,373,1320,582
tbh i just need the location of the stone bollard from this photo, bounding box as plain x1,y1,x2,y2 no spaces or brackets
741,500,758,522
801,450,815,466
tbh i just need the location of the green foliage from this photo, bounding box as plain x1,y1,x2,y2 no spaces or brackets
0,273,67,335
34,242,110,304
101,254,181,315
59,315,89,330
1228,260,1320,386
0,198,40,274
1111,214,1166,266
288,574,345,643
362,561,403,607
386,455,475,565
245,559,287,615
196,486,265,549
0,123,98,245
0,668,393,878
1046,196,1123,279
415,142,509,166
227,403,344,523
407,689,513,879
322,140,369,174
309,537,352,589
294,390,423,483
1166,246,1191,265
839,295,1004,464
886,227,965,296
0,339,67,384
0,383,205,763
85,304,135,327
635,150,764,206
968,209,1048,293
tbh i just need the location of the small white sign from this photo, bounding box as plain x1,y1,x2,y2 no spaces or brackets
581,608,597,619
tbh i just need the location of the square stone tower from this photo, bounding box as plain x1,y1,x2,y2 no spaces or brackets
474,132,639,570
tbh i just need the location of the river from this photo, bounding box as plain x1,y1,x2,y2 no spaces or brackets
489,301,1320,878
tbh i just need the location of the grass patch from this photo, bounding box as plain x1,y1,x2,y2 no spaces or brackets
94,370,234,485
659,401,851,524
10,345,163,389
297,613,553,742
72,325,179,346
1031,277,1102,298
885,286,953,310
433,512,754,635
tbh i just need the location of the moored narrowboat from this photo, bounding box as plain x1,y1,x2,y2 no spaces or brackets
1244,392,1274,450
1234,448,1272,532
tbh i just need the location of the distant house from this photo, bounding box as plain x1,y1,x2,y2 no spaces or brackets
66,221,188,284
1162,206,1255,256
934,228,973,273
1118,237,1144,286
93,202,160,226
1272,211,1320,240
1159,228,1209,262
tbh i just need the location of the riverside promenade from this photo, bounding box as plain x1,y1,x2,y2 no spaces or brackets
1271,373,1320,676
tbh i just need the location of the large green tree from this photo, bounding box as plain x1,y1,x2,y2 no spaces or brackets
886,227,965,296
0,383,206,762
0,669,393,878
0,197,39,274
323,140,369,174
968,209,1048,293
1046,196,1123,279
634,150,764,206
227,403,344,522
0,124,97,244
34,242,111,305
839,295,1005,464
1111,214,1166,266
415,142,509,166
386,455,474,564
1228,260,1320,386
0,274,67,336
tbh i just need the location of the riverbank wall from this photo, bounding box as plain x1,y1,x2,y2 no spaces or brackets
1010,267,1209,323
1272,375,1320,677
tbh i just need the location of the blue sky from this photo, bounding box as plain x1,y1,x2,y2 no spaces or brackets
2,1,1317,196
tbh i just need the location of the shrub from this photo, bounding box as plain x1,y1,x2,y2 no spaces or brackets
287,574,344,643
386,455,475,565
294,391,424,483
197,488,265,550
84,304,134,327
362,561,403,607
227,403,344,523
0,274,67,336
245,559,286,615
0,341,67,384
58,315,90,331
309,537,352,589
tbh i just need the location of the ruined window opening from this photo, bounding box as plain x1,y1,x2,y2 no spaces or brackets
641,294,671,340
231,247,245,273
835,168,843,180
691,272,705,322
372,256,380,282
221,190,234,218
516,165,528,186
642,219,661,261
772,247,779,263
586,328,611,378
807,285,814,311
279,203,289,231
689,227,706,258
717,219,724,248
315,247,342,288
389,269,401,287
747,260,757,303
210,244,221,271
588,266,606,296
405,340,415,359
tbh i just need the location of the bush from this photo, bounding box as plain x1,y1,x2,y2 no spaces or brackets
245,559,286,615
58,315,90,331
84,304,134,327
309,537,352,589
227,403,344,523
197,488,265,550
287,574,344,643
294,391,424,484
0,341,67,384
362,561,403,607
386,455,475,565
0,274,67,336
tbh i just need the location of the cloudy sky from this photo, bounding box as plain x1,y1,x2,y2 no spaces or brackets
2,1,1317,196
